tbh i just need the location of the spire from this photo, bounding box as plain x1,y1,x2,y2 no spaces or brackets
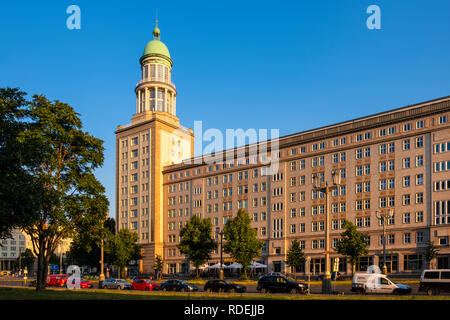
153,10,160,40
153,20,161,40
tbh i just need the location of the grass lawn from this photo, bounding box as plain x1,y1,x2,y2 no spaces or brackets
1,286,448,300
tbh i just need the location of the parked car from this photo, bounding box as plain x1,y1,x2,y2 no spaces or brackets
46,274,69,287
131,279,160,291
204,280,246,293
257,275,308,294
160,279,198,292
419,269,450,295
101,278,132,290
79,279,93,289
351,272,411,295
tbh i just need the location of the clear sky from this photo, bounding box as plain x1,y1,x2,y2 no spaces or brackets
1,0,449,218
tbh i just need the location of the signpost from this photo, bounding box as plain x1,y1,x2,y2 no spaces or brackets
306,256,311,295
333,258,339,294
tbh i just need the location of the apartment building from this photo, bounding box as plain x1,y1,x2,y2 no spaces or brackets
162,98,450,275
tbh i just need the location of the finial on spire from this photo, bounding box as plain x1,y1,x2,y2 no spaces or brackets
153,9,160,40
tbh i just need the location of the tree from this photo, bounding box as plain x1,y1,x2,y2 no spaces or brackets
15,248,35,272
7,91,109,291
177,215,217,278
0,88,43,239
223,209,263,280
106,229,142,278
286,240,306,277
424,242,440,269
66,218,115,268
153,254,164,279
335,221,368,275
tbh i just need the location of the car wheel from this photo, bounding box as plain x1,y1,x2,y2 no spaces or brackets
290,288,299,295
162,287,167,292
145,287,150,291
181,287,188,292
393,289,401,295
427,288,439,296
262,288,270,294
358,288,366,295
230,288,237,294
206,288,212,293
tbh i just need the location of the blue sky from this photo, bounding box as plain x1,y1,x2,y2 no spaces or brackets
1,0,449,218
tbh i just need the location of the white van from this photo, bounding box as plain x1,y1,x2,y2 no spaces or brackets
351,272,411,295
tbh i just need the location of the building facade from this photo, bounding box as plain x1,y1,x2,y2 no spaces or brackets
117,24,450,275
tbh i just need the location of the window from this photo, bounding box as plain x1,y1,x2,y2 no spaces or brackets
416,120,424,129
416,155,424,167
403,139,410,151
404,254,423,270
416,211,424,223
439,115,448,124
416,137,424,148
404,123,411,132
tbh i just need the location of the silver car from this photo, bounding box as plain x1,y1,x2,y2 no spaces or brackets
101,278,131,290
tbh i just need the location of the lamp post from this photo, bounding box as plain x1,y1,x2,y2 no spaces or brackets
312,170,341,294
99,237,105,287
376,209,393,275
217,231,224,280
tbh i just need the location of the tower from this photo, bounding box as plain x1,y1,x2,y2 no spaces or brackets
115,23,194,274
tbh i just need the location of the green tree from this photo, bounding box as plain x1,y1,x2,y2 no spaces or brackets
67,218,115,268
424,242,440,269
286,240,306,277
15,248,35,272
153,254,164,279
335,221,368,275
177,215,217,278
6,92,110,290
0,88,43,239
223,209,263,280
106,229,142,278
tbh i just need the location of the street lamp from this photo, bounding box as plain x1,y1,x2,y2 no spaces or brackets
217,231,224,280
312,170,341,294
376,209,393,275
99,237,105,287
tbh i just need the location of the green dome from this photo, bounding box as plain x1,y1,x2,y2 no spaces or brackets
141,26,171,62
143,40,171,59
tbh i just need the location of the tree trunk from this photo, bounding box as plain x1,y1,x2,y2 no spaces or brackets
36,247,50,291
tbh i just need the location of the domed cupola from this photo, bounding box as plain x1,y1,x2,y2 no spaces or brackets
136,22,177,116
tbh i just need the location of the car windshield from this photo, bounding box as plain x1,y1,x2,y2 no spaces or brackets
285,277,296,283
144,280,153,284
179,280,189,285
118,280,128,283
223,280,232,285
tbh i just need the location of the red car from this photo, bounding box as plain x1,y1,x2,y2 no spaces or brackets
46,274,69,287
131,279,160,291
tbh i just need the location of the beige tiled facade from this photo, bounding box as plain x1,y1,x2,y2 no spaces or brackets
162,98,450,275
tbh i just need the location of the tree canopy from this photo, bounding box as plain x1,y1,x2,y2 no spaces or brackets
223,209,263,279
177,215,217,277
0,88,109,290
335,221,368,274
286,240,306,274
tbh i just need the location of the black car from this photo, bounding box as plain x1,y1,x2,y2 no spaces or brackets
160,279,198,292
204,280,246,293
257,275,308,294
